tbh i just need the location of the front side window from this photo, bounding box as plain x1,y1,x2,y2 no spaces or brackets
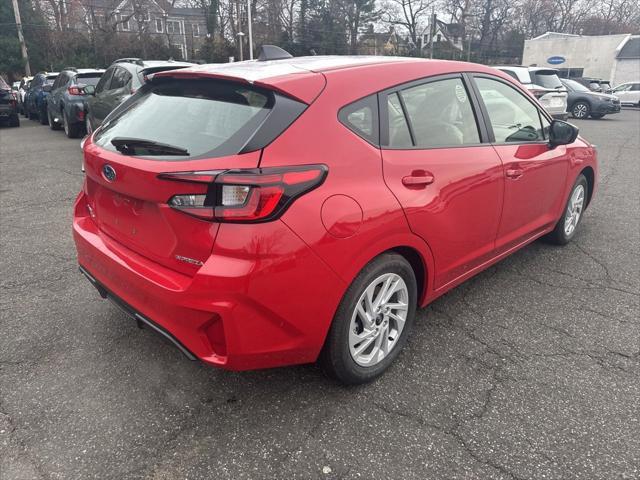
397,77,480,148
476,77,544,143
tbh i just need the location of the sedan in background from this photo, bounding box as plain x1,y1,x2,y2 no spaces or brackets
84,58,193,133
24,72,59,124
47,68,104,138
494,66,568,120
561,78,620,119
0,76,20,127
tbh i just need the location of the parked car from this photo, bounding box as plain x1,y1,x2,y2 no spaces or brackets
85,58,193,133
17,76,32,115
608,82,640,107
560,78,620,119
0,76,20,127
570,77,606,92
75,52,597,384
24,72,59,124
494,66,568,119
47,68,104,138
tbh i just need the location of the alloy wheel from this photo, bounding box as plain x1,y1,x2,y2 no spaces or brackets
564,184,585,236
348,273,409,367
573,103,588,119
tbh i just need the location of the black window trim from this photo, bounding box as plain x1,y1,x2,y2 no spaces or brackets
468,72,553,146
377,72,491,150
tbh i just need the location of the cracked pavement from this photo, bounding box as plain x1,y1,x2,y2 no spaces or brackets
1,110,639,480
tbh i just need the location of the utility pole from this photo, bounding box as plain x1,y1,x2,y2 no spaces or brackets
247,0,253,59
429,9,436,59
11,0,31,76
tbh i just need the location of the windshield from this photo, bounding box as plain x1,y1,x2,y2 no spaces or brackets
94,78,274,160
563,79,590,92
531,71,563,89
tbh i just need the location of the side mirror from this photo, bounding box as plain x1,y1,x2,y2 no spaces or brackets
83,85,96,96
42,84,52,92
549,120,579,148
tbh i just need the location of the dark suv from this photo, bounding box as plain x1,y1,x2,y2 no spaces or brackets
24,72,59,124
47,68,105,138
85,58,193,133
0,76,20,127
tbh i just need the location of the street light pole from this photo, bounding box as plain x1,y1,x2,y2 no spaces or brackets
247,0,253,59
11,0,31,76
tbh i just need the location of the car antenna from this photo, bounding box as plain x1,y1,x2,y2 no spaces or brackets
257,45,293,62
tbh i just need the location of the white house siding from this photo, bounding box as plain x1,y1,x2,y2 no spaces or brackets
522,33,631,84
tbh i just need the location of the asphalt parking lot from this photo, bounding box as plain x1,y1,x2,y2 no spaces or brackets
1,109,639,480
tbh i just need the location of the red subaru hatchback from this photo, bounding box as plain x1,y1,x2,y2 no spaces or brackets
74,53,597,384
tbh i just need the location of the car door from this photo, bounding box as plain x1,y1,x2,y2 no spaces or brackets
48,73,66,119
471,74,569,254
89,67,114,126
102,66,132,119
380,74,504,290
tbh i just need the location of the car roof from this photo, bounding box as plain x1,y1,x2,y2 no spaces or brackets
156,56,480,103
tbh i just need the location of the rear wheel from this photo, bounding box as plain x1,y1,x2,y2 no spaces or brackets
543,174,588,245
571,101,590,119
590,113,605,119
63,112,81,138
48,109,61,130
320,253,417,385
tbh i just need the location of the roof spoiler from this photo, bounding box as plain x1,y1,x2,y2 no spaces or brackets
258,45,293,62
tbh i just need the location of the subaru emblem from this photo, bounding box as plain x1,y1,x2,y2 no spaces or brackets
102,164,116,182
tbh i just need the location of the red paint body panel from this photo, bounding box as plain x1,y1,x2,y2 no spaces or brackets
73,57,598,370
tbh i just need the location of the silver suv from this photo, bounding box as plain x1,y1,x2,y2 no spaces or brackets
494,66,568,120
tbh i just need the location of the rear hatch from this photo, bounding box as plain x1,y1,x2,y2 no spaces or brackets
83,76,308,275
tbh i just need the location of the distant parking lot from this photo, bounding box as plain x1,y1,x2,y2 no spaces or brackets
1,109,638,479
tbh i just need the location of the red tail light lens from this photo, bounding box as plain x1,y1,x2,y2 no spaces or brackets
159,165,328,223
68,86,83,96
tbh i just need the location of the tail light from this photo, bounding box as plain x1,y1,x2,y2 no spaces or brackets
159,165,328,223
68,86,83,95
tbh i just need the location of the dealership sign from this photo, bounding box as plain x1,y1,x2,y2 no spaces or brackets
547,56,566,65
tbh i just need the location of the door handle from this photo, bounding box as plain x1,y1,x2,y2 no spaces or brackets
506,168,523,179
402,172,435,187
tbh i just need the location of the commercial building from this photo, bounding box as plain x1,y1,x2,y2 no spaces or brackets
522,32,640,86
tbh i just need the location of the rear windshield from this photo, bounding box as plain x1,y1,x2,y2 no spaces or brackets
94,79,274,160
76,73,102,86
531,71,562,89
45,75,58,85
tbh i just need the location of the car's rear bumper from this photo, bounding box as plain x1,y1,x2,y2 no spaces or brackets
73,191,345,371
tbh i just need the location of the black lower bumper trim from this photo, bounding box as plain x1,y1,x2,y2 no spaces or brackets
79,266,197,361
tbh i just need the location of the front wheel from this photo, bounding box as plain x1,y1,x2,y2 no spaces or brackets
571,101,590,119
319,253,417,385
543,174,588,245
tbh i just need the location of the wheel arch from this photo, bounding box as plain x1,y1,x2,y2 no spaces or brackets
389,246,427,307
580,166,595,207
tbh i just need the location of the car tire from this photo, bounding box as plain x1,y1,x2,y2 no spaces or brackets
543,174,588,246
590,113,605,119
39,107,48,125
63,112,81,138
571,101,590,119
319,252,417,385
8,114,20,127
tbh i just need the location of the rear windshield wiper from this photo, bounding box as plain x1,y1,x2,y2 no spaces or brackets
111,137,189,156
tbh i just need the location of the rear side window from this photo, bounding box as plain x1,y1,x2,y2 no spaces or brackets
387,93,412,147
338,95,378,145
94,78,303,160
109,68,131,90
